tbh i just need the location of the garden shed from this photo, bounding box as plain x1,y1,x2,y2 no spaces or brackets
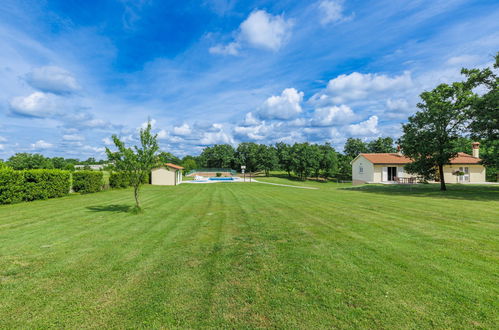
151,163,184,186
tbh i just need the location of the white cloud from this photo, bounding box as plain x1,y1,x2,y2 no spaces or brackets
31,140,53,150
83,145,105,153
0,136,7,142
386,98,411,112
234,124,272,141
200,130,234,145
323,71,413,103
210,10,293,55
311,104,356,126
259,88,304,120
242,112,261,126
102,137,113,145
445,54,480,66
209,42,240,55
347,116,379,136
240,10,293,51
25,66,80,94
318,0,353,25
62,134,84,141
0,144,4,151
140,119,157,130
9,92,61,117
172,123,192,136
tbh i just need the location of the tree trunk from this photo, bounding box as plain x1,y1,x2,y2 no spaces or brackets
134,184,141,209
438,164,446,191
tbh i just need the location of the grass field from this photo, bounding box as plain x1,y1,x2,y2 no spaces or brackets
1,180,498,328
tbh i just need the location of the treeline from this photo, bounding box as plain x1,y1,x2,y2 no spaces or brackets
0,153,108,171
192,137,397,180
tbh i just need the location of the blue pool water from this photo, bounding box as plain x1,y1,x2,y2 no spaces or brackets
209,177,235,181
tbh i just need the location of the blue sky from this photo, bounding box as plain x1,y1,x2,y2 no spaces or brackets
0,0,498,159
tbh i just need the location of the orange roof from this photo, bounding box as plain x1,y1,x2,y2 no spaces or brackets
165,163,184,170
359,152,481,165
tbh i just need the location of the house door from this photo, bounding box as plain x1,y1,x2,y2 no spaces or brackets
387,167,397,181
459,167,469,182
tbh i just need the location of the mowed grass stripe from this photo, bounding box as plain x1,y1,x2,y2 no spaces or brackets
0,182,497,328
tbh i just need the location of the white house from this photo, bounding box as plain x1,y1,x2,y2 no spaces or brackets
351,142,486,185
151,163,184,186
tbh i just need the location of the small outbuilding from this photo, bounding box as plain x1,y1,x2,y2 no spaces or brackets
151,163,184,186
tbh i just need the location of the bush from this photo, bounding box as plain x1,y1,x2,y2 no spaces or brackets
109,172,130,188
216,172,222,177
73,171,103,193
0,169,70,204
0,170,24,204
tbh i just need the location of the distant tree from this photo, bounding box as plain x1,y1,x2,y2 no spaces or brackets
336,154,353,180
105,121,159,211
7,153,53,170
319,143,339,180
367,137,396,153
235,142,260,173
257,144,278,176
399,83,473,191
290,143,316,180
309,144,322,179
157,151,181,165
275,142,293,177
199,144,235,168
181,158,198,175
343,138,368,159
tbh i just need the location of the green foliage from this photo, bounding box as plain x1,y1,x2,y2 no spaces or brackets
216,172,222,177
109,172,131,188
235,142,260,172
367,137,396,153
275,142,293,177
0,169,70,204
343,138,368,159
72,171,103,194
399,83,474,191
157,151,181,165
257,144,278,176
181,158,198,174
198,144,235,168
105,121,159,209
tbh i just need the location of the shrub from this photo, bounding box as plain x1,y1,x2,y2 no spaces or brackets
73,171,103,193
0,169,70,204
23,170,71,201
109,172,131,188
216,172,222,177
0,170,24,204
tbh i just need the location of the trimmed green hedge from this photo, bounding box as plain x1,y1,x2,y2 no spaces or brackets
73,171,103,194
0,169,71,204
109,172,131,188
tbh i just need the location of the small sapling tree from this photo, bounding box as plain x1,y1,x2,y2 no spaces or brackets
105,121,159,212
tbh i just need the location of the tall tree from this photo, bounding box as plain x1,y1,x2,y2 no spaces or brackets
7,153,53,170
105,121,159,211
157,151,181,165
235,142,260,173
367,137,396,153
257,144,278,176
198,144,235,168
275,142,293,177
319,143,339,180
343,138,368,159
398,83,473,191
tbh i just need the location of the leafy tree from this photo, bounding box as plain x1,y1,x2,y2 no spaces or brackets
157,151,181,165
367,137,396,153
343,138,368,159
275,142,293,177
337,154,353,180
399,83,473,191
198,144,235,168
257,144,278,176
181,158,198,174
7,153,53,170
105,121,159,211
235,142,260,173
290,143,316,180
319,143,339,180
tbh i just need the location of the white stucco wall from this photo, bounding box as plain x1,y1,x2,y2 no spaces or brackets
151,167,177,186
352,156,374,184
442,164,486,183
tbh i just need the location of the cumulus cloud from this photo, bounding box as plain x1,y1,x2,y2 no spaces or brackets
25,66,80,94
259,88,304,120
242,112,261,126
347,116,379,136
83,145,105,153
234,123,272,141
31,140,53,149
172,123,192,136
9,92,61,117
62,134,84,141
311,104,356,126
200,125,234,145
318,71,413,103
102,137,113,145
210,10,293,55
318,0,353,25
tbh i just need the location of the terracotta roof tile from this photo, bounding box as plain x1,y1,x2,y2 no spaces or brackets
359,152,481,165
165,163,184,169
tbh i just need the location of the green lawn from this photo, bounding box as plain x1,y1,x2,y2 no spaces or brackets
1,181,498,328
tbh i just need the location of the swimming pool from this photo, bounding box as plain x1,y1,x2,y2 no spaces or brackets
209,177,235,181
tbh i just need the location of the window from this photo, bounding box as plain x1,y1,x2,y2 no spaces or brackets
359,164,363,174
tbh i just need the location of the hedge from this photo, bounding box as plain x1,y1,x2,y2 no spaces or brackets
72,171,103,194
109,172,148,188
0,169,71,204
